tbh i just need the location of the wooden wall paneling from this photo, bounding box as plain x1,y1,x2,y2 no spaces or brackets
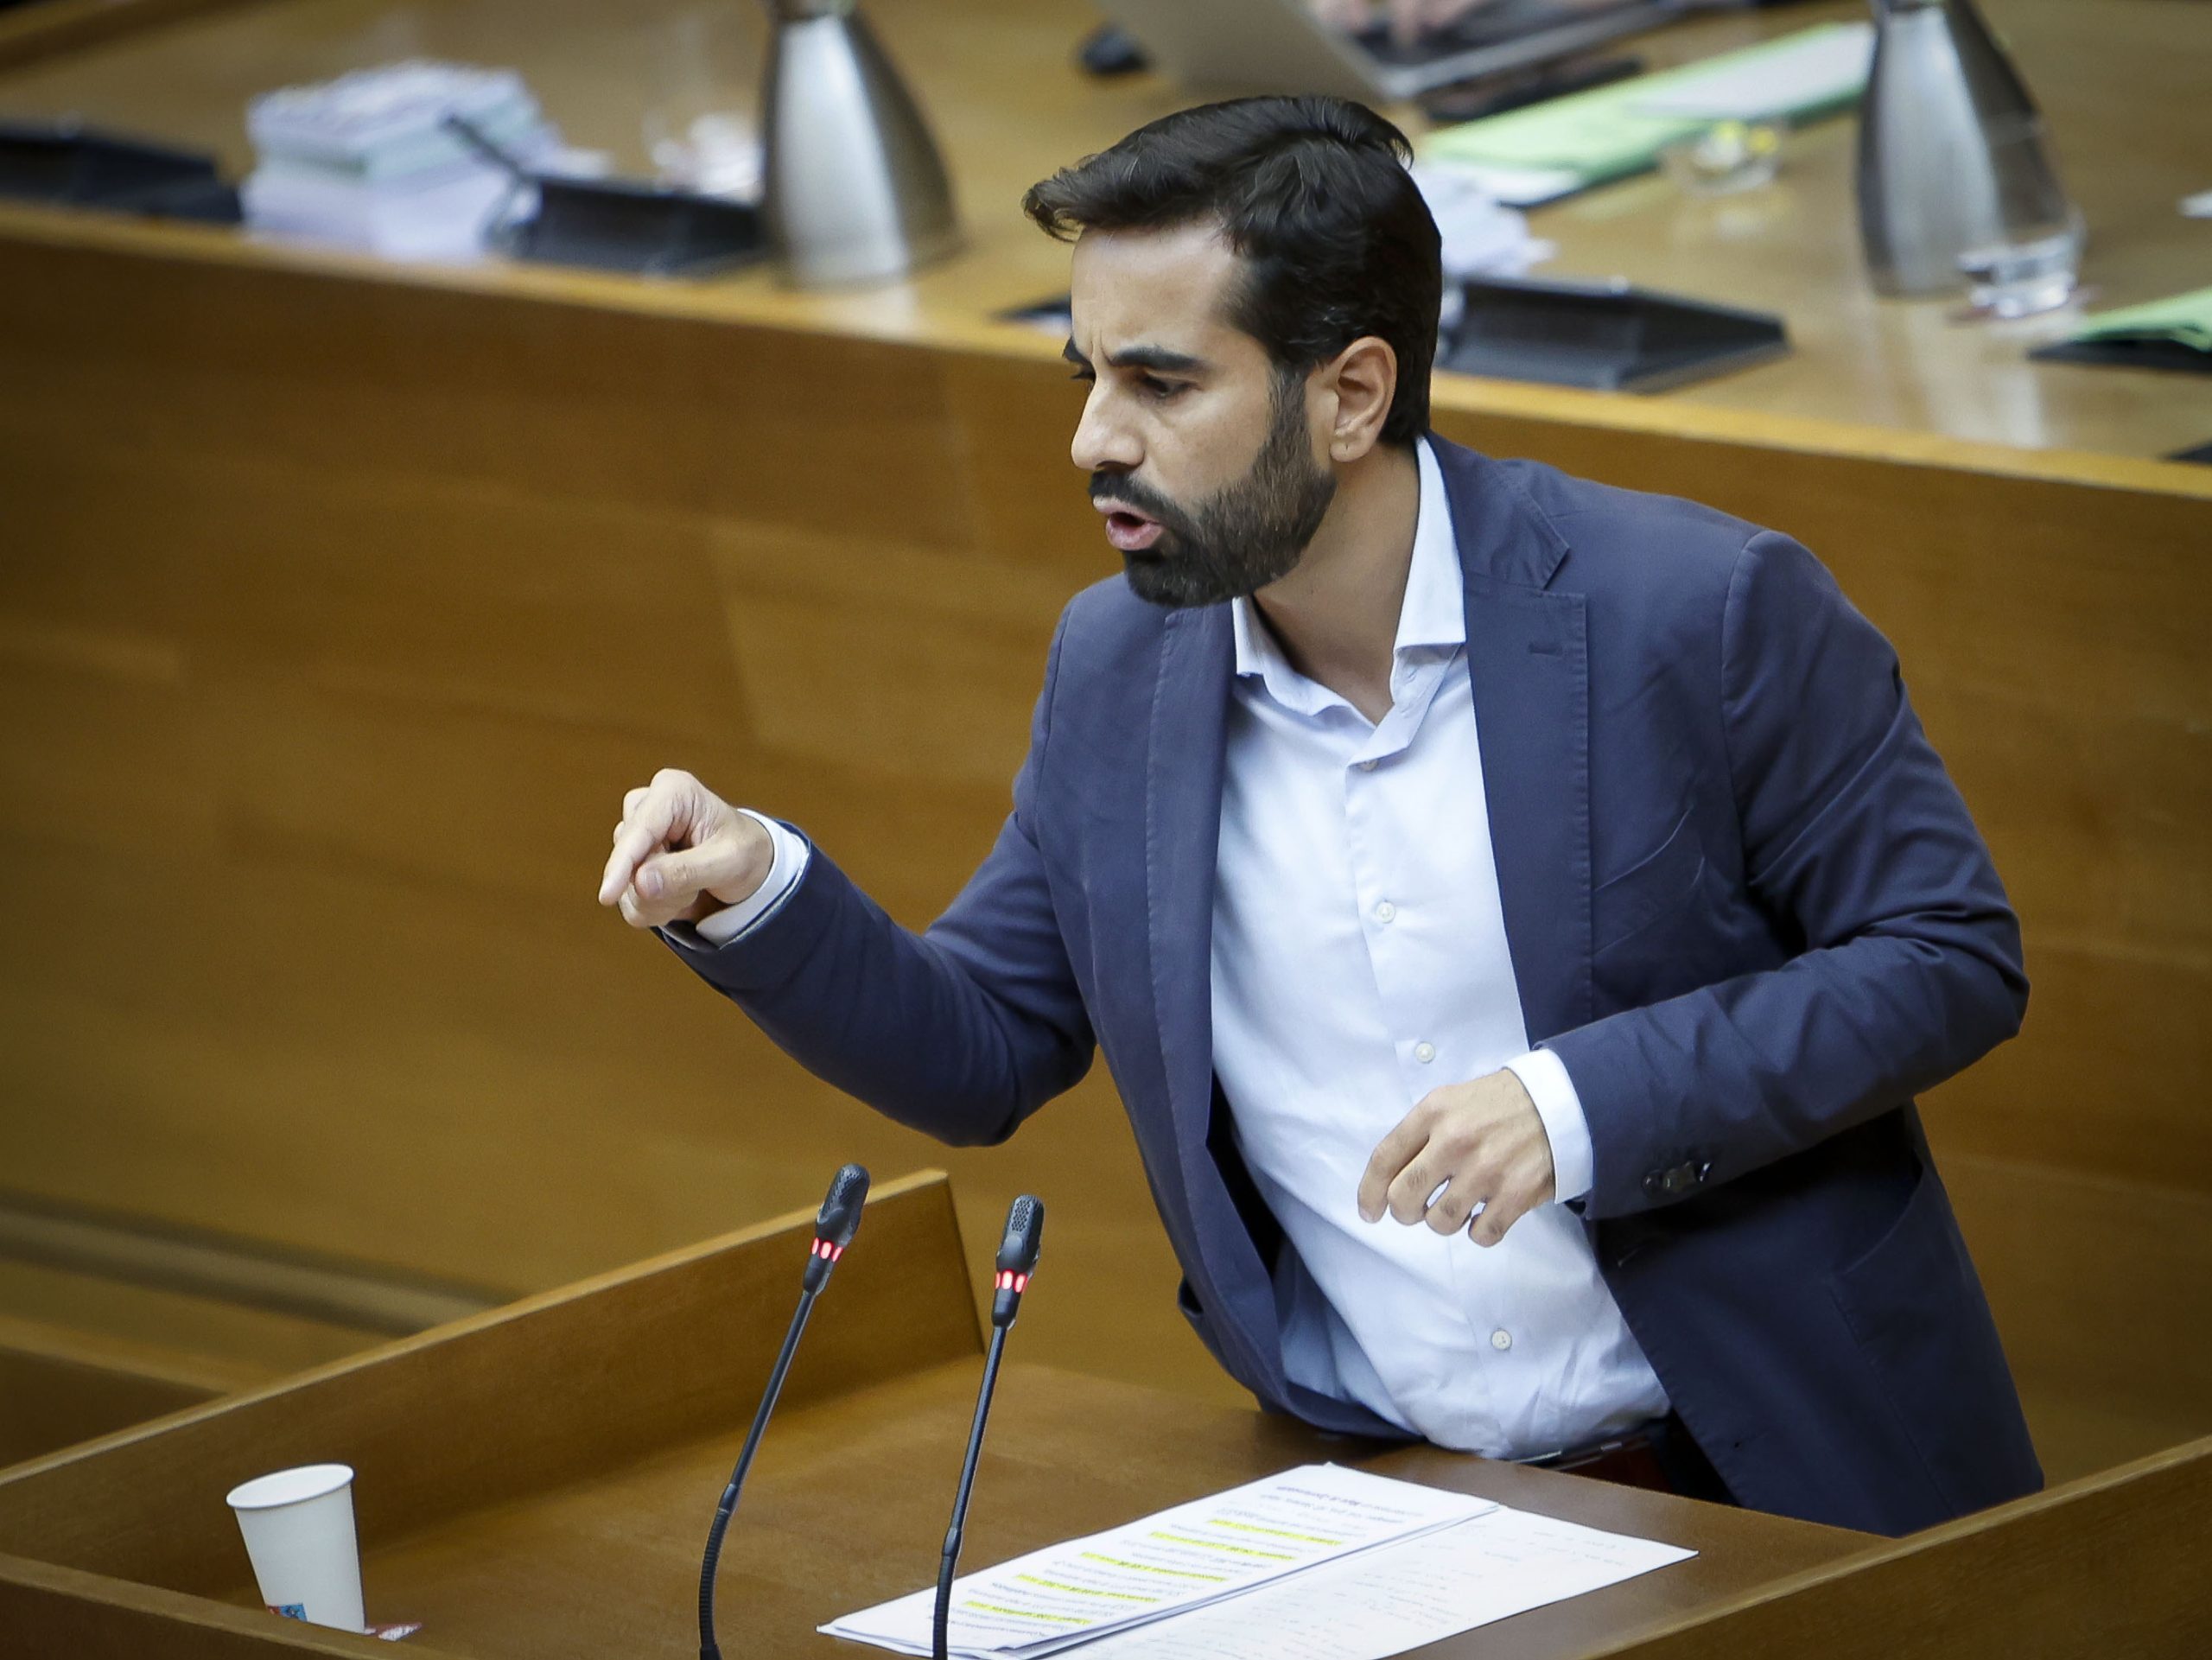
1940,1155,2212,1484
3,196,2210,1462
0,1262,380,1381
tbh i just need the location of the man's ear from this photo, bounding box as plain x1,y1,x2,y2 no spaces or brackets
1317,335,1399,465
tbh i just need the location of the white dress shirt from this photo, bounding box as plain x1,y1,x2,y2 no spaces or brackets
1207,439,1666,1457
693,441,1667,1456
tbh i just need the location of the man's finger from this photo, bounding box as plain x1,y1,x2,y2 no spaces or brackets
1384,1149,1449,1226
601,827,658,906
600,781,688,905
635,841,744,906
1358,1112,1432,1221
1427,1183,1484,1236
624,786,649,815
1471,1186,1534,1248
618,879,695,931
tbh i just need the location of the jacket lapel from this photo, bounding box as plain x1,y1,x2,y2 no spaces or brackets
1144,604,1233,1155
1435,441,1594,1046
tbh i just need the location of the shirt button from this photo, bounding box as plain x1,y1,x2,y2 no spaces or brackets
1374,900,1396,923
1490,1329,1512,1352
1414,1041,1436,1064
1357,759,1378,773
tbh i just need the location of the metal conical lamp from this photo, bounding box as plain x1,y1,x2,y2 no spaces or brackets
759,0,962,288
1855,0,2079,301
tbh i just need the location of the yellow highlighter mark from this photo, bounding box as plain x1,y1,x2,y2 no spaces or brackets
1147,1530,1296,1561
1014,1574,1161,1604
963,1601,1085,1625
1079,1551,1228,1582
1207,1518,1344,1546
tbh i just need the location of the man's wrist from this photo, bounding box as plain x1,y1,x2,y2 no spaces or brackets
1503,1047,1594,1204
686,811,810,947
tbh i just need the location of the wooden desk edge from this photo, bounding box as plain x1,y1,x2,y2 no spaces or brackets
0,1167,963,1485
0,1549,383,1657
1582,1431,2212,1657
3,199,2206,504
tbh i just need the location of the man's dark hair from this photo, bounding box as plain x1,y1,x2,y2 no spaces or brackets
1023,96,1442,449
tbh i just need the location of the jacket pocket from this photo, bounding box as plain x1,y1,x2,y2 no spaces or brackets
1827,1156,2028,1522
1593,807,1707,956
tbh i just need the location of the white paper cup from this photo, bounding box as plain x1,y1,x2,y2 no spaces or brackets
225,1463,366,1633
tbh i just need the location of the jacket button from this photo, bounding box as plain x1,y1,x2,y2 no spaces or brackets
1644,1161,1707,1200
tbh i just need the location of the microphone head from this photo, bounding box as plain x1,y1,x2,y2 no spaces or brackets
995,1194,1045,1276
816,1163,870,1250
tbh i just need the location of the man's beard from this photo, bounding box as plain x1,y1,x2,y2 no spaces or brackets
1095,373,1338,610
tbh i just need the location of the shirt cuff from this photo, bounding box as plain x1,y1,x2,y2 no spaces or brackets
1504,1046,1594,1205
679,810,811,949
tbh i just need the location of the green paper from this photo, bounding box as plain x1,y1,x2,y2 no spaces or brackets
2066,287,2212,354
1421,22,1867,188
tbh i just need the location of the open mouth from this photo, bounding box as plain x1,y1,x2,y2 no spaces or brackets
1099,505,1165,554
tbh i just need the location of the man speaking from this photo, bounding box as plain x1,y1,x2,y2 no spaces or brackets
598,98,2039,1537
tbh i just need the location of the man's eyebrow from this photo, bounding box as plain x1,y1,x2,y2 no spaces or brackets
1060,339,1211,376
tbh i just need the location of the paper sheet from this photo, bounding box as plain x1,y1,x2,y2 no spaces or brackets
1072,1506,1697,1660
2067,285,2212,353
1628,23,1872,122
820,1464,1496,1658
1422,23,1871,189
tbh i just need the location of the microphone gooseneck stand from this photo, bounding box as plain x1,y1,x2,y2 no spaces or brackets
697,1163,871,1660
933,1195,1046,1660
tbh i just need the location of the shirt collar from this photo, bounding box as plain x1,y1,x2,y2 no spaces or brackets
1231,436,1464,692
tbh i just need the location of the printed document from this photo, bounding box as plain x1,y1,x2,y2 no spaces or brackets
1073,1504,1696,1658
820,1464,1494,1657
823,1463,1694,1659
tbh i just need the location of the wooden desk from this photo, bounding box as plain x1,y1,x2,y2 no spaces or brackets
0,1313,245,1467
0,0,2205,458
0,1175,1878,1658
0,0,2208,1498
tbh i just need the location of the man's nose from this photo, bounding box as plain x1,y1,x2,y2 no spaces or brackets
1071,388,1141,474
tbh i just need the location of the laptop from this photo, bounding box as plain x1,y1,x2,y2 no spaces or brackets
1094,0,1690,102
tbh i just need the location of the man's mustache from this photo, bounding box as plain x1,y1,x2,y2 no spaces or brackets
1090,474,1194,536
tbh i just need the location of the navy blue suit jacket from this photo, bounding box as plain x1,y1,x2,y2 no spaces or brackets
674,437,2042,1536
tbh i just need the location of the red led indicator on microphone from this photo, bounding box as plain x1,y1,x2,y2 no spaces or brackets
993,1271,1030,1293
811,1238,844,1261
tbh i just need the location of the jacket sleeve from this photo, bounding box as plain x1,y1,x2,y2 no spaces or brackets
1543,531,2028,1218
661,608,1096,1146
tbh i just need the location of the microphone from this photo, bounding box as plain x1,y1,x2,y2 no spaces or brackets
697,1163,869,1660
934,1195,1046,1660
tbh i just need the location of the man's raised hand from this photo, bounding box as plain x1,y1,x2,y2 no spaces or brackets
598,768,772,930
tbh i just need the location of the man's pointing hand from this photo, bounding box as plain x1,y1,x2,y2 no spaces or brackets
599,768,772,930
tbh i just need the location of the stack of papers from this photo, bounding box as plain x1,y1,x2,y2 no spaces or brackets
241,60,562,261
823,1464,1694,1660
1421,22,1872,206
1077,1506,1698,1660
1410,162,1554,278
